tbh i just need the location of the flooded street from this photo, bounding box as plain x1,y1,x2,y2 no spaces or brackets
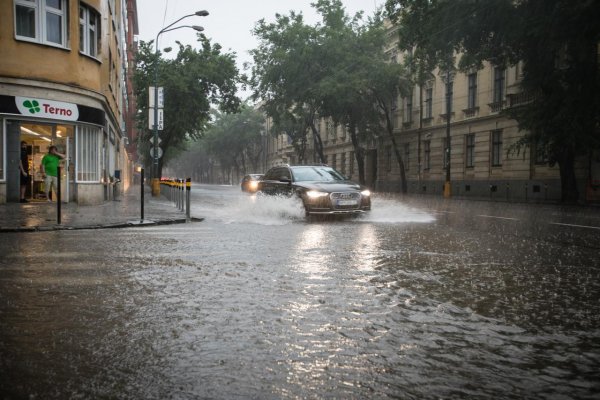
1,185,599,399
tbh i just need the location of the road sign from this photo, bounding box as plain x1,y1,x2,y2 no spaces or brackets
148,87,164,108
150,146,164,159
149,135,162,145
148,108,164,130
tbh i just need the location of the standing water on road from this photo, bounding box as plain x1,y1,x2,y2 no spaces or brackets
1,184,599,399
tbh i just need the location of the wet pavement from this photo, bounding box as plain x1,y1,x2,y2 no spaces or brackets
0,185,199,232
1,185,599,399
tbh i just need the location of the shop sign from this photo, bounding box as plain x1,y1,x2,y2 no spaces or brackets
15,96,79,121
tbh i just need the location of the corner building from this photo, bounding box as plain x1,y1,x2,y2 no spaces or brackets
0,0,136,205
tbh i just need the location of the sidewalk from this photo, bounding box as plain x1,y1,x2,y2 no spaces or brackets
0,186,202,232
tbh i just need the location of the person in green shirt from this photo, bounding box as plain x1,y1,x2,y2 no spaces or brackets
41,145,65,202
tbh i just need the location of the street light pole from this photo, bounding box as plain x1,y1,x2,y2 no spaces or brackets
443,69,453,198
151,11,208,197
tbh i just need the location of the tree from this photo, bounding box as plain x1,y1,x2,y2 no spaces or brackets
251,0,411,187
385,0,600,203
202,106,266,182
133,34,241,179
250,10,328,164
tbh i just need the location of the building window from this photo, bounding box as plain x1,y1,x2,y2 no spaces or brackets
465,133,475,168
424,140,431,170
467,73,477,109
76,125,101,182
424,87,433,119
15,0,67,47
79,3,100,57
493,67,505,104
404,93,413,124
404,143,410,171
491,130,503,167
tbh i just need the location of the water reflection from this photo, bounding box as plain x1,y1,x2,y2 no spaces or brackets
351,224,379,274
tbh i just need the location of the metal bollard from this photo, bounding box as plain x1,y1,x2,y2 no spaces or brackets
179,179,183,211
186,177,191,220
57,166,62,225
140,168,144,221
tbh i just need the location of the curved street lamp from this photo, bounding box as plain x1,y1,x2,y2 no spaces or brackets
151,11,208,197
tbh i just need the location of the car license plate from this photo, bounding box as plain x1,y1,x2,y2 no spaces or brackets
337,199,358,206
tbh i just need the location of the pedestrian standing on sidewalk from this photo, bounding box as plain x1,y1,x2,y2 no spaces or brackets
41,145,65,202
19,141,30,203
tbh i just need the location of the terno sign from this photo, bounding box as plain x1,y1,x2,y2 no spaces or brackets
15,96,79,121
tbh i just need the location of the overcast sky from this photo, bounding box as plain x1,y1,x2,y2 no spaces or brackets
135,0,384,99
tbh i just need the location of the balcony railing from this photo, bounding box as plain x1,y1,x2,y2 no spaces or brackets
488,101,505,113
507,91,535,108
462,107,479,118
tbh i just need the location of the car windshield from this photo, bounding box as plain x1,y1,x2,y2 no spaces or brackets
291,167,345,182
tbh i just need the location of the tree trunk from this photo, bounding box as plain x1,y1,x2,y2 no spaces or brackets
348,121,366,185
310,122,325,164
385,111,407,193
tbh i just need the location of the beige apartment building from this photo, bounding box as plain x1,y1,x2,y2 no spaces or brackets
263,34,599,203
0,0,137,205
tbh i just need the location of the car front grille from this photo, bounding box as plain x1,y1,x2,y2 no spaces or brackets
330,192,361,210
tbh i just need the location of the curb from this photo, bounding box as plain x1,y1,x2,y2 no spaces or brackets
0,216,204,233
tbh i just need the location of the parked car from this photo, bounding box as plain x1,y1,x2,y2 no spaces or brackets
241,174,263,193
257,165,371,216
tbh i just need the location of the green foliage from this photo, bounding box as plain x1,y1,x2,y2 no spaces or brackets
203,105,266,174
133,34,241,178
385,0,600,202
250,9,326,162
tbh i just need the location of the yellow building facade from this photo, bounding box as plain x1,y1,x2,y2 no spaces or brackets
0,0,134,204
263,31,598,203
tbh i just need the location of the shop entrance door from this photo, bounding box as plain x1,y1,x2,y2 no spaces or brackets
19,122,74,203
54,136,71,202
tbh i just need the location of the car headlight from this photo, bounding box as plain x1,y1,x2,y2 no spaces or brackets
306,190,329,199
249,181,258,189
361,190,371,197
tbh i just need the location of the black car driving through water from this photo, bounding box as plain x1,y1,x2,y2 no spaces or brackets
257,165,371,216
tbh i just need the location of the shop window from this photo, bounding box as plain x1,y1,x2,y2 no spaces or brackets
76,125,101,182
15,0,68,47
79,3,100,57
